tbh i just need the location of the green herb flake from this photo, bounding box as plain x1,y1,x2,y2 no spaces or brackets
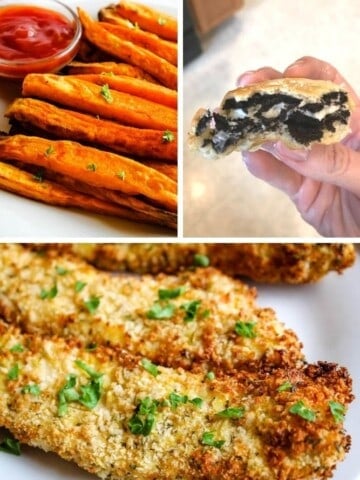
44,145,55,157
84,296,101,314
168,391,188,408
216,406,245,419
39,284,58,300
329,401,346,423
158,16,167,25
57,374,79,417
234,321,257,339
181,300,201,322
0,438,21,456
289,401,316,422
33,168,45,183
9,344,25,353
147,302,175,320
162,130,174,143
78,377,103,409
86,163,97,172
201,432,225,449
75,360,103,380
201,309,210,318
190,397,203,407
277,381,293,393
8,363,19,380
100,83,113,103
206,371,215,381
101,71,115,77
116,170,126,181
158,285,186,300
75,280,87,293
141,358,160,378
21,384,41,396
56,266,68,276
193,253,210,267
128,397,158,436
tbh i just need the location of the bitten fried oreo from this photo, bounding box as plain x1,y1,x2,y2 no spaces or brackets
188,78,354,159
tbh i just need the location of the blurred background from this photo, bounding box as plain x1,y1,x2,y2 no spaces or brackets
183,0,360,238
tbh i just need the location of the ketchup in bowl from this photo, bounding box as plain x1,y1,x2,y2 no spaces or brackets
0,0,81,78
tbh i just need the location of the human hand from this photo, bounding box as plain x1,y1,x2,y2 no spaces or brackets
238,56,360,237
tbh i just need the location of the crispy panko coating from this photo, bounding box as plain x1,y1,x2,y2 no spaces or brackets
48,243,355,284
0,322,353,480
0,244,303,373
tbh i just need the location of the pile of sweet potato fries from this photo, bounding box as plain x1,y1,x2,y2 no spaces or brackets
0,0,178,230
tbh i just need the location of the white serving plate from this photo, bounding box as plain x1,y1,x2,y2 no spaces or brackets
1,246,359,479
0,0,177,239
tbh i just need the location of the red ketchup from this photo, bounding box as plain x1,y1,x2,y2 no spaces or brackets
0,5,79,77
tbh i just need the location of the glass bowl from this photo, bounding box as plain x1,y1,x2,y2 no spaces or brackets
0,0,82,78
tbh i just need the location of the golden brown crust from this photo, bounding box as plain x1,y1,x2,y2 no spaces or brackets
59,243,356,284
0,324,353,480
0,244,304,374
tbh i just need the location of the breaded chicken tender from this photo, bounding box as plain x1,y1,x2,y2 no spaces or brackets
0,323,353,480
0,244,303,373
44,243,355,284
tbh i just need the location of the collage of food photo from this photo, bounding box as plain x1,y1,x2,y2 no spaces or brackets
0,1,359,480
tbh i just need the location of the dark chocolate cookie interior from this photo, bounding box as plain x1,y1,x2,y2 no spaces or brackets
195,90,350,154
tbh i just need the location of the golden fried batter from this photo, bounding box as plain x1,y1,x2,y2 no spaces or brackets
0,323,353,480
47,243,355,284
0,244,303,374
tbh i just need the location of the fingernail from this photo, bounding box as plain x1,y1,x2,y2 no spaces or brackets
274,143,309,161
236,71,255,87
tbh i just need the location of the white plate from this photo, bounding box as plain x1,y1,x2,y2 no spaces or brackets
0,0,178,239
1,246,359,479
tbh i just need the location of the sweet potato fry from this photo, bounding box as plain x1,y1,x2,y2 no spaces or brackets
0,160,168,224
142,161,177,181
6,98,177,162
98,11,177,65
0,135,177,211
66,61,157,82
112,0,177,41
22,74,177,131
40,169,177,229
78,8,177,89
69,73,177,109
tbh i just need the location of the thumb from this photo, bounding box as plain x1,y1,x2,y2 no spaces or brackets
269,142,360,196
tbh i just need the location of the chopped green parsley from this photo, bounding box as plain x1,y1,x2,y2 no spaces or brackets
117,171,126,180
162,130,175,143
8,363,19,380
141,358,160,377
201,432,225,449
75,280,87,293
205,371,215,381
44,145,55,157
84,296,101,314
0,437,21,456
234,321,257,338
9,344,25,353
21,384,41,396
289,401,316,422
39,284,58,300
158,286,186,300
193,254,210,267
277,381,294,393
216,406,245,419
329,401,346,423
100,83,113,103
86,163,97,172
147,302,175,319
55,266,68,276
128,397,158,436
181,300,201,322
